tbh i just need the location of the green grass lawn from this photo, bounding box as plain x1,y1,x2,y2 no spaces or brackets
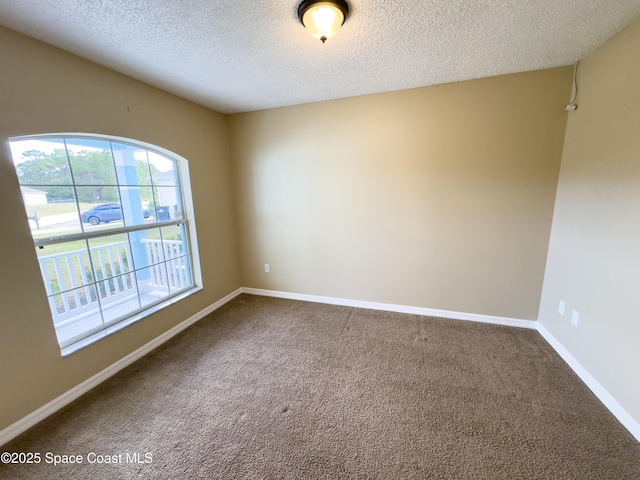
36,238,119,256
27,202,96,217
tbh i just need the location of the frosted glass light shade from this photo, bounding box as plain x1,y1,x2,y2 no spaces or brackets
298,0,349,43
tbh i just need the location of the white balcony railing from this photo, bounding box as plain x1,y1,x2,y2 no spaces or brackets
37,238,190,344
139,238,190,292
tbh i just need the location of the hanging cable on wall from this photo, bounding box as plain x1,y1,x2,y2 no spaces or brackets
565,61,580,111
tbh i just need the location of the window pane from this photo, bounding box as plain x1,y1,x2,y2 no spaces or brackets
76,185,120,206
137,229,166,266
66,138,117,186
10,138,72,185
167,255,192,293
88,233,133,282
136,265,170,307
120,186,155,227
149,151,177,186
27,187,83,240
128,228,162,270
112,143,152,186
98,273,140,323
161,224,189,258
36,241,91,295
76,187,122,232
155,186,183,222
50,284,101,345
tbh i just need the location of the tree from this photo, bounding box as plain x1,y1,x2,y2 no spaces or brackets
68,150,119,202
16,149,73,199
15,148,160,203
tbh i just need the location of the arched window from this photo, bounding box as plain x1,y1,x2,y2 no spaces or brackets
9,134,199,354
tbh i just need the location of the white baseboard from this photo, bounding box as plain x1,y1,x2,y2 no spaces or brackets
0,287,243,447
537,324,640,443
241,287,537,329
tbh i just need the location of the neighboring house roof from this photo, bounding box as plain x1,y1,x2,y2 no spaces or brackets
153,171,176,184
20,186,48,195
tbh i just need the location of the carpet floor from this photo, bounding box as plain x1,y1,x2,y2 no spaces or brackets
1,294,639,479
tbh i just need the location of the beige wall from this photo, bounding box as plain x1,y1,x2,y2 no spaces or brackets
229,68,572,320
539,19,640,424
0,27,241,430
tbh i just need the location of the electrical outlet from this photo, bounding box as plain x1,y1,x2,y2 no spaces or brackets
558,300,565,315
264,264,270,273
571,310,579,327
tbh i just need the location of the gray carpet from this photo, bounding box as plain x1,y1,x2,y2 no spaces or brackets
1,294,639,479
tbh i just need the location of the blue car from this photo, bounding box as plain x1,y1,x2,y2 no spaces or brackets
81,204,150,225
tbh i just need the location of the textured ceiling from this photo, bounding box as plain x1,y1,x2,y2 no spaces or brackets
1,0,639,114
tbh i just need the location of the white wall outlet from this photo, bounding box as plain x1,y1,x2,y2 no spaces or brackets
571,310,579,326
558,300,565,315
264,264,270,273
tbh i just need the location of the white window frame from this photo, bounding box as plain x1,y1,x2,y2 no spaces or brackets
9,133,202,355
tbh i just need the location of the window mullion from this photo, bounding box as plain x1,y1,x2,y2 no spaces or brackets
62,138,86,235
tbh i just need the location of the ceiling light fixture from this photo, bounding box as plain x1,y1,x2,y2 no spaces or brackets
298,0,349,43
